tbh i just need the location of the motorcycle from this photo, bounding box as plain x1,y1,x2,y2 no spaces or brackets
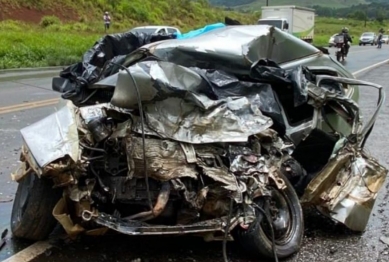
9,25,388,261
334,34,347,62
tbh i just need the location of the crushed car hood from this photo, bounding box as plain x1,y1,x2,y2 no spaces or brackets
93,26,320,144
144,25,321,75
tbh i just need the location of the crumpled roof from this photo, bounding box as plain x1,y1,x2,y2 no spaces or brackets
145,25,320,75
54,25,320,143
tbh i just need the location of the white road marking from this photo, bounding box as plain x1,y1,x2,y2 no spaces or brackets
353,59,389,77
2,54,389,262
2,241,52,262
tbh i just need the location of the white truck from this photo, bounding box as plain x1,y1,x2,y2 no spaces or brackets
257,5,315,43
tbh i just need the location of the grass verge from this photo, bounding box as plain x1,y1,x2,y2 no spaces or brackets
0,17,388,69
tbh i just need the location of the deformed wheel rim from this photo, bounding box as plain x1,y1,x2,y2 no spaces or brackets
260,187,294,245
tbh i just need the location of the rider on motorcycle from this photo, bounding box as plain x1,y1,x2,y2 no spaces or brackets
340,27,352,56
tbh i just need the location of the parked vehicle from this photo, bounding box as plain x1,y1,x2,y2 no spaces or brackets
131,25,181,35
10,25,387,261
359,32,377,46
382,34,389,44
257,5,315,43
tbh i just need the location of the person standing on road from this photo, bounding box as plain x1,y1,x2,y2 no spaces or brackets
103,11,111,33
377,28,384,49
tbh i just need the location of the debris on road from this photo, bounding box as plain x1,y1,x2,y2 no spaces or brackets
329,246,338,254
0,228,8,251
0,198,13,203
380,236,389,246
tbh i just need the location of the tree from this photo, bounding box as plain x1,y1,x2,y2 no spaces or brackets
351,10,367,21
376,10,385,24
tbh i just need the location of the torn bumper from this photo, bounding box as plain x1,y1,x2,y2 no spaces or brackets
12,101,80,182
19,101,79,169
89,212,237,236
301,141,388,232
300,76,388,232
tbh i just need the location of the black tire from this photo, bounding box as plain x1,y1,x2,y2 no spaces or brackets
235,173,304,259
336,52,341,62
11,173,62,241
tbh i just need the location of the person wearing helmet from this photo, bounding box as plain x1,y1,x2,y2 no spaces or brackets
103,11,111,33
340,27,352,56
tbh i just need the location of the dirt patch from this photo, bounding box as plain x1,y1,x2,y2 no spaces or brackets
0,2,80,23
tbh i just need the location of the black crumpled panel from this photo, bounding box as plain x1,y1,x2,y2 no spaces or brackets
190,67,284,126
288,66,309,107
250,59,314,107
56,31,176,104
224,16,242,25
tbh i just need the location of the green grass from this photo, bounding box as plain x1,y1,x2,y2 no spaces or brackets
313,17,388,46
215,0,368,9
0,0,259,69
0,16,388,69
0,0,258,30
0,21,100,69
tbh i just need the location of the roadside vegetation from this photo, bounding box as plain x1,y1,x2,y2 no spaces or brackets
314,17,388,46
0,21,100,69
0,0,387,69
223,0,368,9
0,0,256,69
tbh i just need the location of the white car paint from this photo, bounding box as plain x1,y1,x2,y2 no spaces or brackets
130,26,181,35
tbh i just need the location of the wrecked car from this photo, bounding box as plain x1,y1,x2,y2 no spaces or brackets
10,24,387,260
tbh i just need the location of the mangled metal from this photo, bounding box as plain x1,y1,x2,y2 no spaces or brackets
298,76,388,231
301,141,387,231
145,25,320,75
19,102,80,168
54,25,320,107
109,60,276,144
125,136,199,181
12,24,388,260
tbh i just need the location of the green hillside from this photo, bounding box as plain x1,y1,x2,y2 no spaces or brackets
1,0,388,69
209,0,389,19
0,0,259,69
209,0,368,9
0,0,257,30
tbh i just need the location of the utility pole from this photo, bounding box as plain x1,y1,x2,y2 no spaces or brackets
266,0,269,6
364,12,367,27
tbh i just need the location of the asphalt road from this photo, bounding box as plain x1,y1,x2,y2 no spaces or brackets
1,44,389,262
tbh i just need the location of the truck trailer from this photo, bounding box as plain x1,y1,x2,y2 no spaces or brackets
257,5,315,43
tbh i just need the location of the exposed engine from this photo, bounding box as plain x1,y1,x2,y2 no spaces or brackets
72,110,305,227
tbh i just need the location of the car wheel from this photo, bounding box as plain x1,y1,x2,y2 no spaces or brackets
11,173,62,241
235,173,304,259
359,43,361,46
